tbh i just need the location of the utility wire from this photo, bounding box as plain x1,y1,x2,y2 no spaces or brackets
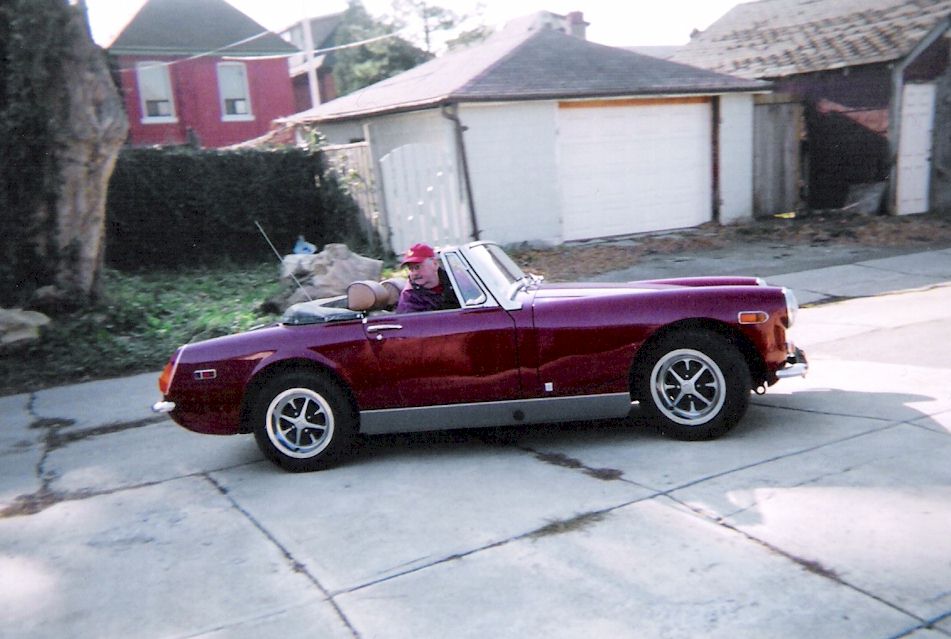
117,29,404,73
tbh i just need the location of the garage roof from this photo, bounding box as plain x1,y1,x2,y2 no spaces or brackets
286,25,767,124
670,0,951,79
109,0,298,57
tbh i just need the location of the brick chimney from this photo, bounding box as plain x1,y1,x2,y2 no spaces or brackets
567,11,588,40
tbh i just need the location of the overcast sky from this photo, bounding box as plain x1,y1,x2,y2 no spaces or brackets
83,0,740,49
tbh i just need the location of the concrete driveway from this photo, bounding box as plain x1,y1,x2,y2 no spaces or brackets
1,251,950,638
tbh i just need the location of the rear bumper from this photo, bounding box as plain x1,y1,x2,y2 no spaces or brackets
776,346,808,379
152,400,176,413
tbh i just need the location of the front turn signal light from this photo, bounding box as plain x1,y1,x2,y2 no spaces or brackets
738,311,769,324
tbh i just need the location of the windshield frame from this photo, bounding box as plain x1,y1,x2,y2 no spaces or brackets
458,242,531,311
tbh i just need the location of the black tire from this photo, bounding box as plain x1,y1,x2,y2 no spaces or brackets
635,330,751,440
251,371,356,472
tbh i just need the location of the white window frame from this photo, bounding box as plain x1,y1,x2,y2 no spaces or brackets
217,62,254,122
136,61,177,124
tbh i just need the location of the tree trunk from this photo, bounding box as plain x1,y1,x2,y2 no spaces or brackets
32,2,128,310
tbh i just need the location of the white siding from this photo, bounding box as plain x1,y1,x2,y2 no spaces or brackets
718,94,755,224
458,102,562,245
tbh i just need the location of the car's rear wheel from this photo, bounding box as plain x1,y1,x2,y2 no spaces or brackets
251,371,355,472
635,330,750,440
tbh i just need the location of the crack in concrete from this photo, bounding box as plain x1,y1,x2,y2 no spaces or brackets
1,403,174,518
44,416,168,451
665,493,932,635
748,401,901,423
523,448,626,482
203,474,361,639
335,495,651,598
528,510,608,538
885,609,951,639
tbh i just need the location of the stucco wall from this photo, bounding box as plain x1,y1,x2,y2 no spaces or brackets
458,102,562,246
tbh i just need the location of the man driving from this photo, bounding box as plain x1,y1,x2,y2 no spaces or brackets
395,243,460,313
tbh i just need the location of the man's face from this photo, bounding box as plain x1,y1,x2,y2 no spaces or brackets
406,257,440,289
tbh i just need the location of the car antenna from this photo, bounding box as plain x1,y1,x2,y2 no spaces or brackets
254,220,313,301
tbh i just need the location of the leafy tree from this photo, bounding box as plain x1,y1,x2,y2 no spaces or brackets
393,0,462,54
393,0,491,53
332,0,432,96
446,24,494,51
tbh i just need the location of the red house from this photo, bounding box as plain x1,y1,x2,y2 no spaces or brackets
109,0,298,148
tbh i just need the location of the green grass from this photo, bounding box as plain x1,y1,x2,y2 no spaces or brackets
0,264,285,396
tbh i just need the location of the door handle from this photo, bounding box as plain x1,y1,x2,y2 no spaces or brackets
366,324,403,333
366,324,403,340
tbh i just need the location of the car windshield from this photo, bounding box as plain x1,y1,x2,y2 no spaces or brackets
466,243,527,293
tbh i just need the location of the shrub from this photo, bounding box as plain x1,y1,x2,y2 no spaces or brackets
105,147,375,270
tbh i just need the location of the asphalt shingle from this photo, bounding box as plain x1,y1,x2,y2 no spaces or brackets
109,0,297,57
289,25,767,123
671,0,951,79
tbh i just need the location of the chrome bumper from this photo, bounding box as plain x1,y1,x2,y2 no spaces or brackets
152,400,176,414
776,347,808,379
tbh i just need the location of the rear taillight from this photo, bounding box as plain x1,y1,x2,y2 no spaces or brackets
158,361,174,395
158,348,182,395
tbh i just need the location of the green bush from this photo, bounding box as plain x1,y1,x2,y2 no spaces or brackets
105,147,375,270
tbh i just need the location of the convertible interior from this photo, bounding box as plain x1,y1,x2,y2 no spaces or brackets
281,277,408,325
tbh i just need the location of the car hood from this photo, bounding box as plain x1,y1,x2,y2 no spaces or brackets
532,276,765,299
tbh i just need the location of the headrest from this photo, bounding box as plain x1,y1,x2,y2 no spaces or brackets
347,280,389,312
380,277,407,307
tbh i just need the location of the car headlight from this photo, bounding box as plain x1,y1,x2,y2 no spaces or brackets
782,287,799,328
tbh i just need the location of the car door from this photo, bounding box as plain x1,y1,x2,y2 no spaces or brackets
361,252,521,408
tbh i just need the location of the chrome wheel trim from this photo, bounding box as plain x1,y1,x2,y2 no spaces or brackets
650,348,727,426
265,387,335,459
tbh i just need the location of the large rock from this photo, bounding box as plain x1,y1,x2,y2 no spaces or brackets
0,309,51,351
270,244,383,311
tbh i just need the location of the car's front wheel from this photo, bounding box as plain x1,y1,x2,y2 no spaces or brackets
635,330,751,440
251,372,355,472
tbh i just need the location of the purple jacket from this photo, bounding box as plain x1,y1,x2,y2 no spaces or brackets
396,269,460,313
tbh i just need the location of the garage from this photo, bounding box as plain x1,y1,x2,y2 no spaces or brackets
557,97,713,241
296,21,764,247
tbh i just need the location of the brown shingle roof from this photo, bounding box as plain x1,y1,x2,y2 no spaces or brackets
671,0,951,79
109,0,297,57
288,26,767,124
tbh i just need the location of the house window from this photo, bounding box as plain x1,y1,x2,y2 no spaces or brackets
217,62,253,121
136,61,176,123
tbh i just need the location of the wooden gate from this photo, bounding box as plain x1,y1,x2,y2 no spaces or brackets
753,94,803,216
378,143,471,254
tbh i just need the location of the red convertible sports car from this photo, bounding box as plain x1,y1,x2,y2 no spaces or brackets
153,241,807,472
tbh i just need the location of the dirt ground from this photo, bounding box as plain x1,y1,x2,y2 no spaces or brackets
509,210,951,281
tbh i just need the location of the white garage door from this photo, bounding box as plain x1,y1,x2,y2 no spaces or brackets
557,98,712,241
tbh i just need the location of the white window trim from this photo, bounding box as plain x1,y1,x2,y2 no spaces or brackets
217,62,255,122
136,61,178,124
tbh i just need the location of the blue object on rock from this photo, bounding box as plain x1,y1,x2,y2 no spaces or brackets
293,235,316,254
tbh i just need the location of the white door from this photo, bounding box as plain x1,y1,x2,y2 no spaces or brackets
896,83,936,216
378,143,471,253
557,99,712,241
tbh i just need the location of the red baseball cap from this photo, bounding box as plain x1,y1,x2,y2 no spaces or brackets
401,243,436,265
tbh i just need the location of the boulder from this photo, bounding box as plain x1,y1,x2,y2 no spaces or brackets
0,308,51,352
267,244,383,312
